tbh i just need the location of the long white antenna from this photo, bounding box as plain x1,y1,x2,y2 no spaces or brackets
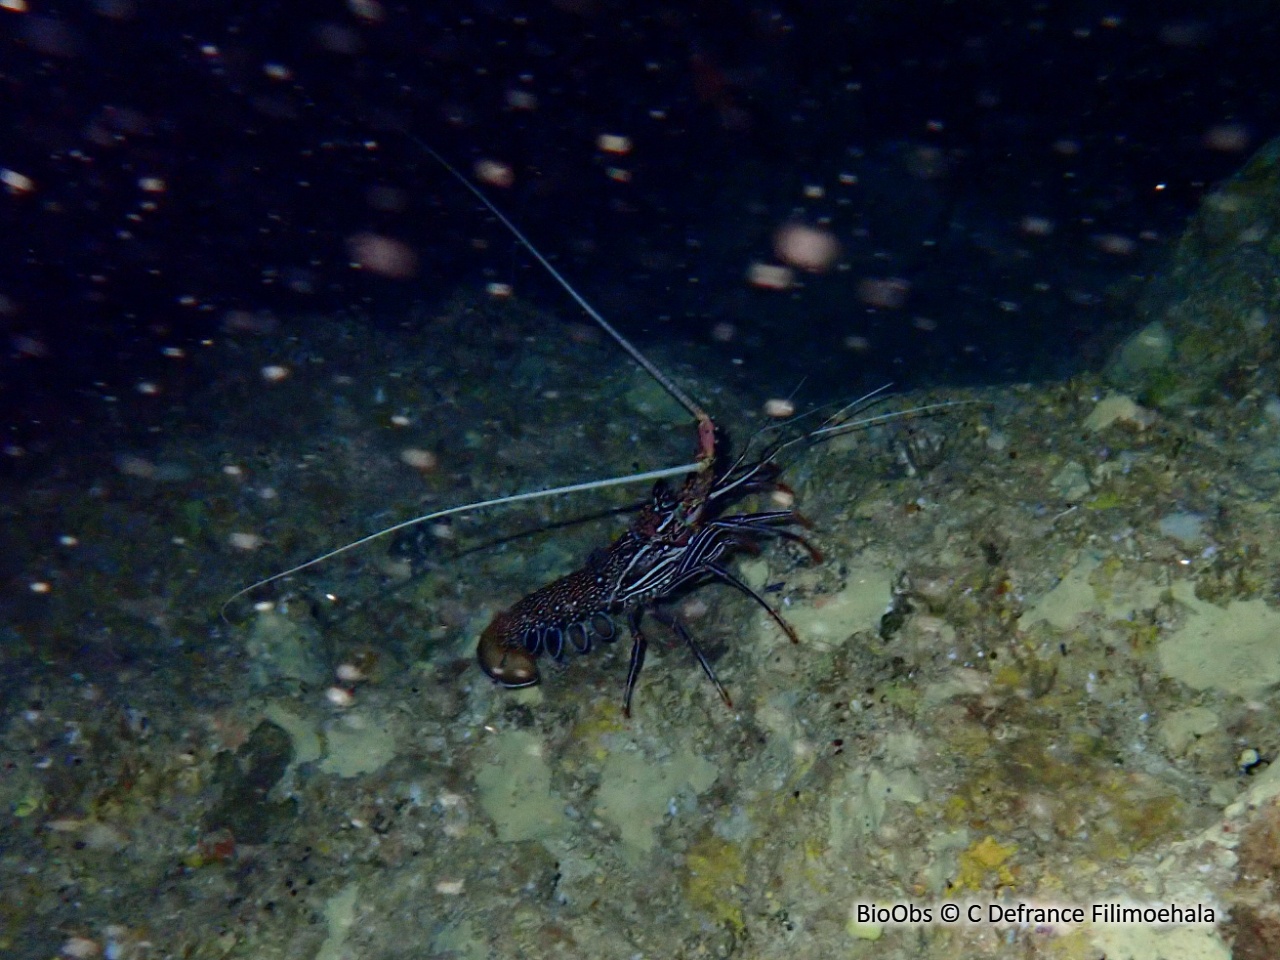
412,136,710,426
221,460,700,619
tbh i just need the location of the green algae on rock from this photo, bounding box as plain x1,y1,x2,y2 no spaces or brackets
1106,136,1280,409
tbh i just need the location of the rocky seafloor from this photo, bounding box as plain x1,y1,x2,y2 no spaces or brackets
4,280,1280,960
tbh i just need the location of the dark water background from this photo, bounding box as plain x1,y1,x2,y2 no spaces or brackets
3,0,1278,446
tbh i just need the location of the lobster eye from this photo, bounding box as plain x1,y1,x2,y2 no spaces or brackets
651,479,674,508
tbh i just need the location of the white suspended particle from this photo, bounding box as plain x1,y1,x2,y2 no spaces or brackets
746,262,794,291
596,133,632,155
325,686,354,708
335,663,365,683
763,397,795,419
710,321,736,343
1,168,35,194
505,89,538,110
474,159,514,188
227,532,264,551
260,364,290,382
399,448,438,471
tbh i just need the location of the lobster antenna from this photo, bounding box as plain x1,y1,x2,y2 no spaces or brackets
411,137,710,427
808,398,979,438
222,142,722,616
221,459,701,620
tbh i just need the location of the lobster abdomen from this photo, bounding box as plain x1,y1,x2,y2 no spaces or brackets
476,533,650,688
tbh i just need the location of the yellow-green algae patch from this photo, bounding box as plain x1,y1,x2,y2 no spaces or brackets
475,729,568,842
1157,585,1280,696
936,684,1187,862
314,881,360,960
685,835,747,933
595,743,717,856
773,557,895,647
262,702,323,771
1018,552,1167,630
319,713,397,778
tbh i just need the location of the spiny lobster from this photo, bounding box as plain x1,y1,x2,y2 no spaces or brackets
224,144,957,717
477,413,821,715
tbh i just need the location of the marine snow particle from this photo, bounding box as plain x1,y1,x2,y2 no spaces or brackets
843,335,871,353
486,281,512,299
29,581,51,594
747,262,794,290
680,597,709,620
1093,233,1136,256
115,454,156,478
1019,215,1055,236
505,89,538,111
223,310,278,335
1,168,35,195
13,335,47,357
335,663,365,683
400,448,438,471
710,322,736,343
347,0,384,22
228,532,264,551
770,488,795,508
138,177,166,193
435,879,465,895
260,364,290,383
346,232,419,279
857,277,910,310
774,223,840,272
325,686,355,708
60,937,100,959
764,398,796,419
1203,123,1251,152
474,159,514,188
597,134,632,155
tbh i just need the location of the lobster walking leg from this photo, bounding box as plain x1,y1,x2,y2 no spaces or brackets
623,608,648,718
658,612,733,710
